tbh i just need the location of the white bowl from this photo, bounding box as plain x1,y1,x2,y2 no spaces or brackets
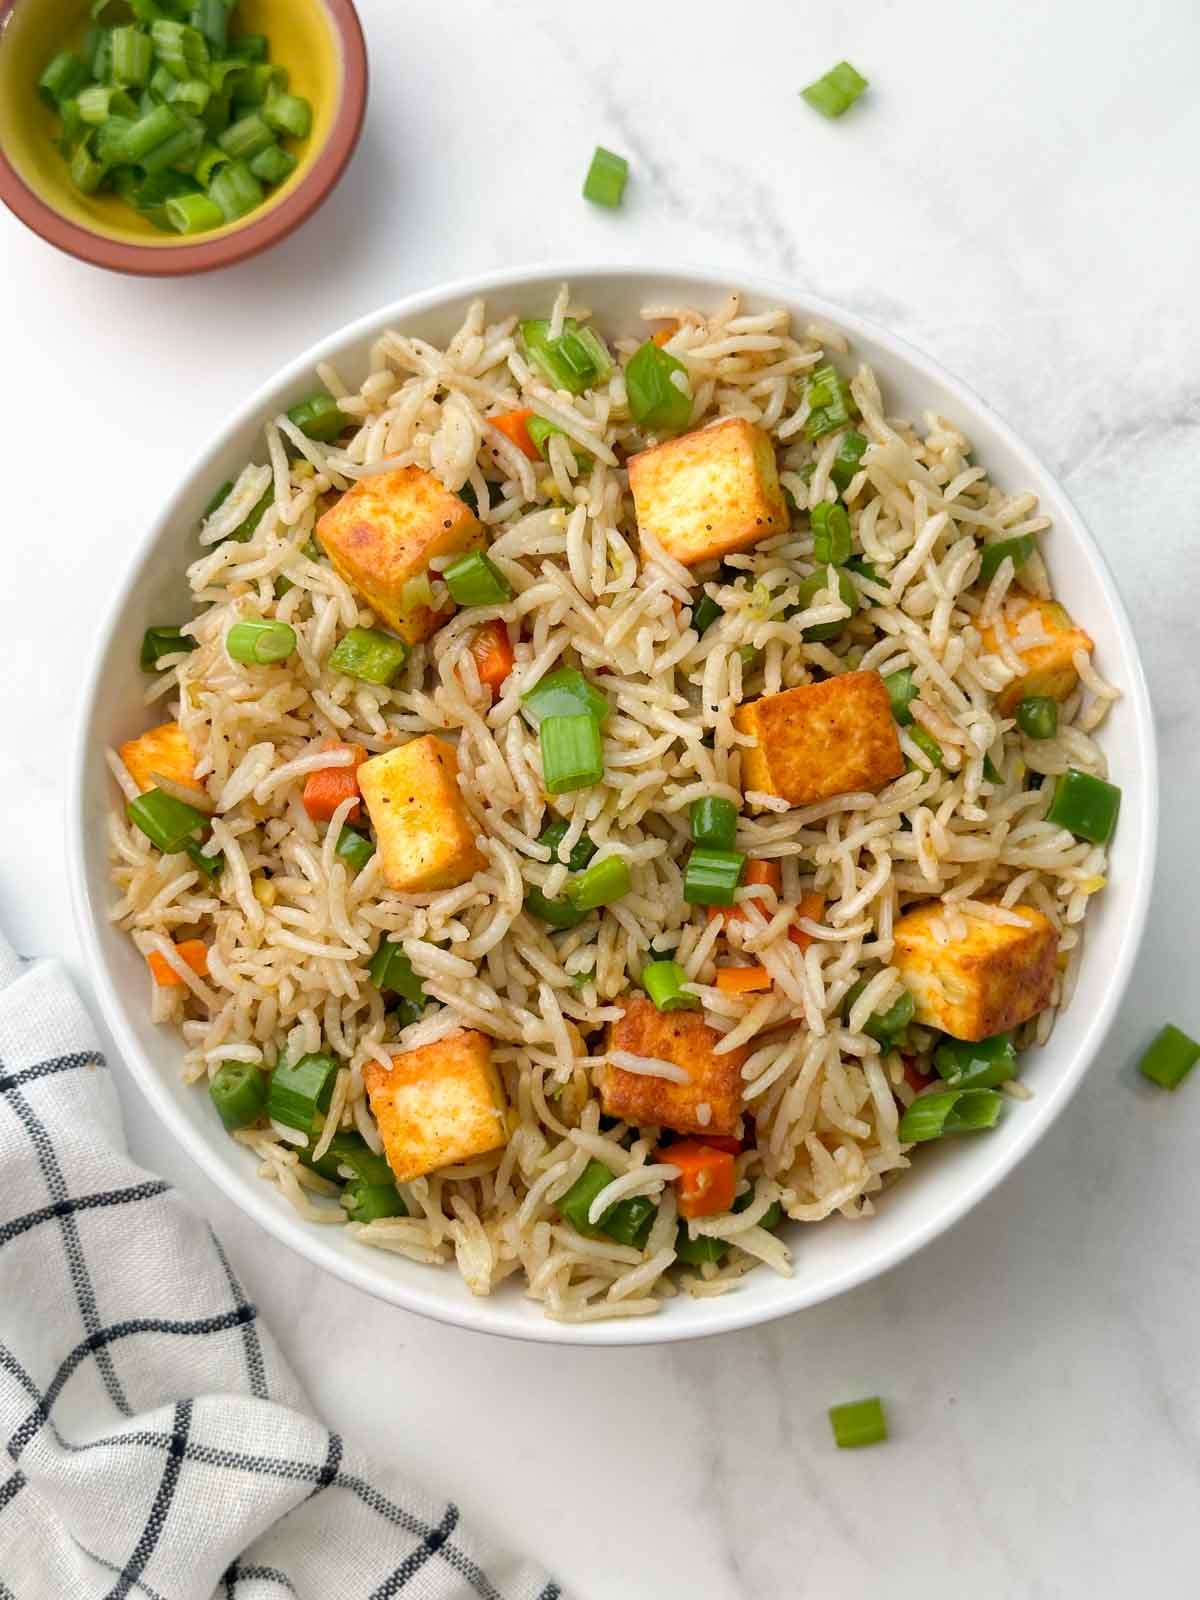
68,264,1158,1345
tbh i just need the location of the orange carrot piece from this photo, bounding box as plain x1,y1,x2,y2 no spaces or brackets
652,324,678,347
491,407,540,461
302,743,365,823
468,620,515,701
663,1140,737,1220
715,965,772,995
708,858,782,928
787,891,826,953
147,939,208,988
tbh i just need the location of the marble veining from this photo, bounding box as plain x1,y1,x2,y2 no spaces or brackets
2,0,1197,1593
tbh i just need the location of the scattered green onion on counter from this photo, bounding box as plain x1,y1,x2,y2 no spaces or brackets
828,1396,887,1448
582,145,628,208
801,61,869,119
1137,1024,1200,1091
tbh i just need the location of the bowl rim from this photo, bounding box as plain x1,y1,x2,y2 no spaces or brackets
67,261,1159,1344
0,0,367,276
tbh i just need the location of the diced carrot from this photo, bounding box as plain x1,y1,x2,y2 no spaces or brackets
663,1139,737,1220
467,619,515,701
715,965,772,994
708,858,782,928
491,407,540,461
302,743,365,823
652,324,678,347
787,891,826,953
147,939,208,988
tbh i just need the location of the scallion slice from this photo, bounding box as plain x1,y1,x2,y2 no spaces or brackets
1138,1024,1200,1091
335,826,375,874
328,626,408,686
1016,696,1059,740
443,550,513,607
582,144,628,207
792,566,860,640
209,1060,267,1131
520,667,609,728
565,855,631,912
262,92,312,140
267,1051,337,1136
38,49,88,105
226,618,295,665
524,887,587,928
683,847,746,907
209,157,263,219
218,109,273,160
537,817,597,872
165,190,224,232
898,1087,1003,1143
519,318,612,395
127,788,208,854
641,959,697,1012
978,534,1034,585
691,593,722,635
908,725,944,770
883,667,917,725
368,939,425,1004
625,339,692,434
540,714,604,795
830,429,868,492
249,142,296,185
811,500,852,565
802,362,859,439
933,1032,1017,1091
690,796,737,851
286,391,344,442
801,61,869,119
828,1397,887,1449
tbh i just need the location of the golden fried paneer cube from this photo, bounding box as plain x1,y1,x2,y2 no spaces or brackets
627,417,788,566
892,900,1057,1042
316,465,485,643
602,995,747,1137
979,596,1094,716
358,735,485,893
733,670,903,808
119,721,202,795
363,1029,508,1182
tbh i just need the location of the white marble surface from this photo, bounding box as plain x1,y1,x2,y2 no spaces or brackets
2,0,1198,1592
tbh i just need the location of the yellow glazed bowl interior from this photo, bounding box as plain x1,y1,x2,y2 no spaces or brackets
0,0,340,247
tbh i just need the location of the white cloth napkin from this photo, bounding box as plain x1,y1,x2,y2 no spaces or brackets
0,933,561,1600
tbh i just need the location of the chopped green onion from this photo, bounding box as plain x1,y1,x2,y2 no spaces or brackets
867,991,914,1043
203,479,233,518
335,826,375,873
141,119,204,176
182,839,222,881
209,1060,267,1131
847,556,879,583
192,0,231,51
95,116,136,167
228,33,269,61
828,1397,887,1449
1045,768,1121,844
69,140,107,194
150,19,209,81
691,593,722,635
218,109,273,159
521,667,609,728
604,1196,656,1249
127,788,208,854
683,847,746,907
898,1087,1003,1143
142,624,198,668
231,61,287,106
249,142,296,185
368,939,424,1004
540,714,605,795
343,1182,406,1223
978,534,1034,585
1138,1024,1200,1091
81,25,106,76
582,144,628,207
933,1032,1017,1091
883,667,917,725
525,414,581,464
224,487,272,543
165,190,223,232
982,753,1003,784
443,549,513,607
908,725,944,770
565,855,631,912
39,50,88,105
519,318,612,395
625,340,692,434
802,363,859,439
792,567,860,640
571,968,595,991
209,157,263,219
328,626,409,686
811,500,852,565
641,959,697,1012
690,796,738,851
674,1226,727,1266
802,61,869,119
267,1051,337,1136
286,391,344,442
830,429,868,492
226,618,295,665
118,102,183,162
524,887,587,928
558,1159,653,1246
1016,695,1059,740
162,74,212,115
78,83,136,124
262,91,312,139
537,818,597,872
303,1130,395,1187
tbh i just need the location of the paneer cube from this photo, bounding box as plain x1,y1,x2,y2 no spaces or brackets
602,995,747,1137
892,900,1058,1042
316,465,485,643
119,721,202,795
358,734,485,893
627,417,788,566
979,596,1093,716
363,1029,508,1182
733,670,903,808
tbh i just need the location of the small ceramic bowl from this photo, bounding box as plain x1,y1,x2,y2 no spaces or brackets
0,0,366,275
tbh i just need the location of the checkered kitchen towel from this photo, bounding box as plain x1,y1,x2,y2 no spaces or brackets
0,933,561,1600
